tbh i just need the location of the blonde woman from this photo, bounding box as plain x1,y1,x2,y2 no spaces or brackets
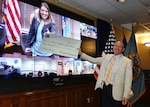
25,2,56,56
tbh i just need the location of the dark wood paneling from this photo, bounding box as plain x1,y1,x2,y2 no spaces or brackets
0,83,100,107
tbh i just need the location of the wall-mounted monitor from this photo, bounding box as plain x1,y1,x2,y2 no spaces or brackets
0,0,97,79
80,23,97,39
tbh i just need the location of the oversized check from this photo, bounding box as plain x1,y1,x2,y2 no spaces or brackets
39,33,81,58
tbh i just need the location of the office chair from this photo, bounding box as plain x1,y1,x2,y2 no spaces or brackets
20,34,32,55
0,25,6,55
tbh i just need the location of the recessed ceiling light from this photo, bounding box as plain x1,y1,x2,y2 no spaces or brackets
116,0,126,3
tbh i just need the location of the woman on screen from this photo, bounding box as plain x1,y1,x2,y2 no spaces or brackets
25,2,56,56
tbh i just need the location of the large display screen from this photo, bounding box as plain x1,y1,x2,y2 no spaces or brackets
0,1,97,79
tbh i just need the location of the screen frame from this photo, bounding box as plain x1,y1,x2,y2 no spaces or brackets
0,0,97,79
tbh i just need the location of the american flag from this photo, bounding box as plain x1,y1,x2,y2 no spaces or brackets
94,23,116,79
103,23,116,54
3,0,21,45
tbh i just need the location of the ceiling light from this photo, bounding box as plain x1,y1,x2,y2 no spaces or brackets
116,0,126,3
144,42,150,47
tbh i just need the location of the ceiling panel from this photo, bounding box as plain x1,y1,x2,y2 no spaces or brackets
59,0,150,33
71,0,97,5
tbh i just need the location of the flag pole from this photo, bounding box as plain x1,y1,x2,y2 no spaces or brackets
109,18,115,34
